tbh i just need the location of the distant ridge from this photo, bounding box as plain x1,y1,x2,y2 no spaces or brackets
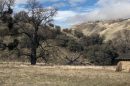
71,18,130,42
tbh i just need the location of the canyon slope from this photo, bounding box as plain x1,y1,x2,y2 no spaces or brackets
72,19,130,42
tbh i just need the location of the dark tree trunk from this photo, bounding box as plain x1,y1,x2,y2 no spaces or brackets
30,46,37,65
30,33,37,65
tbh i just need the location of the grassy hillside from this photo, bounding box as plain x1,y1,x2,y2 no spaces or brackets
72,19,130,42
1,18,130,65
0,19,86,65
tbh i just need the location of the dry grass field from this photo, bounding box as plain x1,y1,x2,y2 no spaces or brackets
0,62,130,86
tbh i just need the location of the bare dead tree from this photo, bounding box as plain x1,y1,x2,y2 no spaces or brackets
65,53,85,65
16,0,57,65
0,0,15,50
0,0,15,17
0,0,5,17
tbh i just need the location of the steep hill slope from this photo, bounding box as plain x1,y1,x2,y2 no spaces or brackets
0,20,85,65
72,19,130,42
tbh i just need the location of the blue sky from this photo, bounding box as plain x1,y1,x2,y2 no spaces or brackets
15,0,130,28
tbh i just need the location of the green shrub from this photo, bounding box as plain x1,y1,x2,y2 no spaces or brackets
84,44,118,65
74,30,84,38
79,34,103,47
54,26,61,35
67,40,84,52
56,34,69,47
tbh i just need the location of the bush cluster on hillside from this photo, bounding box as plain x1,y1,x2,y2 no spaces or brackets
84,44,118,65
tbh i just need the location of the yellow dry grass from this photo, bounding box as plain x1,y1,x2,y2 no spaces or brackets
0,62,130,86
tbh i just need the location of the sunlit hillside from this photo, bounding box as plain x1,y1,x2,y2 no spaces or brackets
72,19,130,42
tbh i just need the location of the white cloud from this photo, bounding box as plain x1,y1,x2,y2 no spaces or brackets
52,2,67,8
15,0,60,4
87,0,130,20
14,0,60,12
15,0,27,4
14,0,130,28
62,0,130,27
54,11,76,23
54,11,77,20
68,0,86,6
53,11,78,28
97,0,130,6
